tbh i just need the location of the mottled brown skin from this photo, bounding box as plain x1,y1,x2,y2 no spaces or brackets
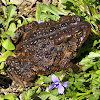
6,15,91,85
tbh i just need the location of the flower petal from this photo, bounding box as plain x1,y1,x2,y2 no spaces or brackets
58,85,64,94
62,81,72,87
48,83,55,90
2,0,7,6
38,20,44,24
62,81,68,87
51,74,60,83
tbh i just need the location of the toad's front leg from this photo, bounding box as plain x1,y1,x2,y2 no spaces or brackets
60,60,79,72
59,51,80,72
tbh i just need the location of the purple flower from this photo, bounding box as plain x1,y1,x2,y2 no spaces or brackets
2,0,7,6
48,74,72,94
38,20,44,24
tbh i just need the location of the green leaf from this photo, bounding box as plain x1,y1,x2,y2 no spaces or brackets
82,65,92,71
74,81,84,91
39,13,60,21
40,4,58,16
49,4,67,15
0,62,5,69
40,92,50,100
4,94,19,100
6,5,17,29
84,73,90,78
2,39,15,50
40,92,59,100
93,40,98,47
92,80,100,85
0,18,4,24
8,22,16,32
65,0,84,11
36,4,66,22
0,98,4,100
36,4,41,22
92,14,100,20
17,19,22,24
96,70,100,74
58,95,65,100
23,89,33,100
79,51,100,71
88,5,97,15
88,52,100,58
0,51,16,62
36,75,44,84
6,31,15,38
36,86,41,94
89,94,96,100
77,77,85,82
49,94,59,100
51,89,58,96
79,56,91,65
26,17,34,23
43,76,52,83
91,89,100,100
7,5,17,19
6,22,16,38
2,6,7,17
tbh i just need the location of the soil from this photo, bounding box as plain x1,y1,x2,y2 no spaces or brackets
9,0,57,18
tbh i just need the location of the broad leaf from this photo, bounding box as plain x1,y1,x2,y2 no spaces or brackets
7,5,17,19
40,92,59,100
5,5,17,29
0,62,5,69
2,39,15,50
0,51,16,62
0,18,4,24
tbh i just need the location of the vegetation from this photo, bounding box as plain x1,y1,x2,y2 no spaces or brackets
0,0,100,99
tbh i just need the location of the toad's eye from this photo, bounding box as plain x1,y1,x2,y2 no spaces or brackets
75,31,83,37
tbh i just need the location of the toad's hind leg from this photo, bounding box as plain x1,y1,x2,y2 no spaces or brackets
6,56,36,86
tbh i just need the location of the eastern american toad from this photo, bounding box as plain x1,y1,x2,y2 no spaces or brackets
6,15,91,85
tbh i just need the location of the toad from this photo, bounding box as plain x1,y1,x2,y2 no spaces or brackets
6,15,91,85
